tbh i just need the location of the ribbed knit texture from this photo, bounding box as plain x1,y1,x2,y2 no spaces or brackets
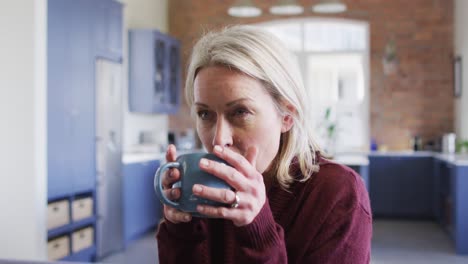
156,157,372,263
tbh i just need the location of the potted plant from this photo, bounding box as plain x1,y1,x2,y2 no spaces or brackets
456,139,468,154
382,39,398,75
317,107,339,156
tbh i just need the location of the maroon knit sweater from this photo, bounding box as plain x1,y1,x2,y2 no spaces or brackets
156,157,372,263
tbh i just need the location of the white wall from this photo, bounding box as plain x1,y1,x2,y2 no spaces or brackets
0,0,47,261
121,0,169,151
455,0,468,141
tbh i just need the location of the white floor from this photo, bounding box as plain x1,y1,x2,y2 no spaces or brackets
100,220,468,264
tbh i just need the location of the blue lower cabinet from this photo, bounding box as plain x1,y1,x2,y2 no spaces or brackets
450,165,468,254
123,160,162,246
369,156,433,218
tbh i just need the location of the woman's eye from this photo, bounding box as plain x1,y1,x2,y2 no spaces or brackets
197,110,211,120
232,108,250,117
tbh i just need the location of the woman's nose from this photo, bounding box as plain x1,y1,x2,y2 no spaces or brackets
212,117,233,148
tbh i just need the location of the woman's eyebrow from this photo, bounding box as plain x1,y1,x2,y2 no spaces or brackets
194,102,209,108
226,98,253,107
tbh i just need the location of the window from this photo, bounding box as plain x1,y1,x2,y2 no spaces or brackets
255,19,370,153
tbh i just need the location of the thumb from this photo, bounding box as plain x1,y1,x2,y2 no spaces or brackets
245,146,258,168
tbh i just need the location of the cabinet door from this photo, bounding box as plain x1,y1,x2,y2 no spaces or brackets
369,156,433,218
107,0,123,57
369,156,396,216
123,161,162,245
129,30,155,113
129,30,181,114
95,0,123,61
153,31,168,109
393,157,433,218
69,0,95,194
164,36,181,114
48,0,74,199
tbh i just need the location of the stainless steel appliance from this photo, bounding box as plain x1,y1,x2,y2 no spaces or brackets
95,59,124,257
442,133,456,154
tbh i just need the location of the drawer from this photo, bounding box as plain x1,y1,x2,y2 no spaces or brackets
47,200,70,230
47,236,70,261
72,197,93,221
72,226,94,253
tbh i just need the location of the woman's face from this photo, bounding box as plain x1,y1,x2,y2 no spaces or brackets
193,66,291,173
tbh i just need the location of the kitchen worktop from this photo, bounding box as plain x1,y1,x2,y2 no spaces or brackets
122,149,468,166
122,149,206,164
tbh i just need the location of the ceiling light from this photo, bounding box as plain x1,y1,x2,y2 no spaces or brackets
312,0,347,14
228,0,262,17
270,0,304,15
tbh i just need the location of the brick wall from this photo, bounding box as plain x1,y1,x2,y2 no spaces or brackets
168,0,454,150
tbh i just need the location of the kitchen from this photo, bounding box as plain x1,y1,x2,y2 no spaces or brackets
0,0,468,263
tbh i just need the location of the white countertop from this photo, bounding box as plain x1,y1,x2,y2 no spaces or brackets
332,154,369,166
433,153,468,166
122,150,468,166
367,151,468,166
122,149,206,164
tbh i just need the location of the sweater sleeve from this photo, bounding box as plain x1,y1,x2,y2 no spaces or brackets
305,202,372,263
156,218,209,264
303,171,373,264
233,200,288,264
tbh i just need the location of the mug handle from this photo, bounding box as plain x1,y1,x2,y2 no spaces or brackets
154,162,182,208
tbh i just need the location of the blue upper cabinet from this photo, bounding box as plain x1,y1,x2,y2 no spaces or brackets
129,30,181,114
95,0,123,62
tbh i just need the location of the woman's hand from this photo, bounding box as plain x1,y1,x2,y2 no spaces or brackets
193,145,265,226
161,144,192,224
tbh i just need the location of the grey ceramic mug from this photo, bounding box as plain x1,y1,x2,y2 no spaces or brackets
154,153,233,217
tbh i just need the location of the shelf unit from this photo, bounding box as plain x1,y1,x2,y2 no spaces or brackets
47,191,96,261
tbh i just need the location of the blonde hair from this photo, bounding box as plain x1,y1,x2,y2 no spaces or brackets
185,25,322,188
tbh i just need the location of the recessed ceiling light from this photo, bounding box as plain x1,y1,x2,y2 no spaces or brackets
312,0,347,14
228,0,262,17
270,0,304,15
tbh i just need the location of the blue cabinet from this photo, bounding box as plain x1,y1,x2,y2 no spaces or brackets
129,30,181,114
47,0,123,261
94,0,123,61
434,159,468,254
369,155,433,218
123,160,162,246
48,0,96,200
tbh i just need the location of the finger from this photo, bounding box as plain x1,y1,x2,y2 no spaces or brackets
164,206,192,223
245,146,258,168
162,168,180,188
166,144,177,162
199,158,250,191
196,204,235,219
213,145,258,179
192,184,236,205
163,187,181,201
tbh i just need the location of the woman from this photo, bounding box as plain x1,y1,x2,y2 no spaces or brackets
157,25,372,263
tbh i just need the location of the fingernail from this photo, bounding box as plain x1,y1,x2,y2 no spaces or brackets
200,158,209,167
170,189,176,197
168,170,173,178
214,145,223,153
193,184,202,193
197,205,204,212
